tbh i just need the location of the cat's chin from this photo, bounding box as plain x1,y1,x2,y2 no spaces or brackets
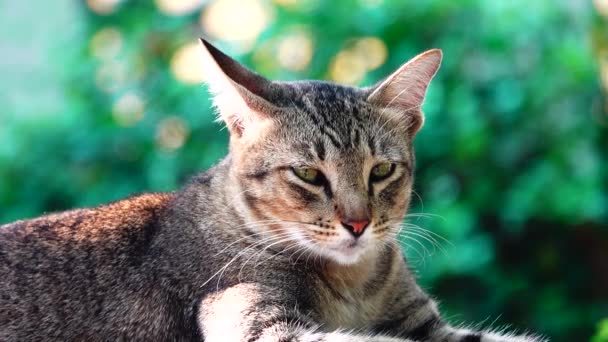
295,233,375,265
320,243,372,265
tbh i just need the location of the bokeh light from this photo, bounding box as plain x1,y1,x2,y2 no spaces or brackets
155,0,206,16
277,30,314,71
86,0,122,15
112,92,144,127
330,50,367,85
354,37,387,70
200,0,273,49
156,116,190,151
95,61,127,93
170,42,206,84
330,37,387,85
90,27,123,60
594,0,608,17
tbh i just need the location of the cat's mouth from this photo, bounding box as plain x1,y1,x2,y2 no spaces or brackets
330,240,363,255
303,231,371,263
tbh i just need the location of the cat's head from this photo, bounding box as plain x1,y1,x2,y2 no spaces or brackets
200,39,441,265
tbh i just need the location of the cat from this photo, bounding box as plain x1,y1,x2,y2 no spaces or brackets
0,38,545,342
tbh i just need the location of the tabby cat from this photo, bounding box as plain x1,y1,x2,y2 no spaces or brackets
0,39,543,342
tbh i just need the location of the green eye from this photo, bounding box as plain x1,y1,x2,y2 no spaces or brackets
370,162,395,182
292,167,325,185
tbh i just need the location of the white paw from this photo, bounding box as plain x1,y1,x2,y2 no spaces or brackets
481,331,548,342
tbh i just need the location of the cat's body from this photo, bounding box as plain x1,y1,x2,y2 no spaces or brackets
0,40,543,341
0,162,417,341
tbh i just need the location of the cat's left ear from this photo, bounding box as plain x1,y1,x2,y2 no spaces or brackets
199,38,281,138
367,49,442,136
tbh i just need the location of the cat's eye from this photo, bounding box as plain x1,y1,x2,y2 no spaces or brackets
292,167,325,185
370,162,396,182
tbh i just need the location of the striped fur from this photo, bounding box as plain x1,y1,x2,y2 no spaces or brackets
0,40,545,341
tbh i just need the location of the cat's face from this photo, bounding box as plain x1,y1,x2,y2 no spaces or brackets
200,39,441,264
232,83,416,264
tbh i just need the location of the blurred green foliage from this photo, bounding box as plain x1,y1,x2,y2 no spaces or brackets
593,319,608,342
1,0,607,341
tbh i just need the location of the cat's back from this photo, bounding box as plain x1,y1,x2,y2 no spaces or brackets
0,192,175,340
0,192,173,254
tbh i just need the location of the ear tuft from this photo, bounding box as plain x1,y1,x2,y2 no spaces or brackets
199,38,269,97
198,38,279,138
367,49,442,135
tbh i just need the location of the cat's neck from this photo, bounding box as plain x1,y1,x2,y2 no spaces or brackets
219,155,257,227
182,155,248,230
194,154,269,237
322,252,378,286
318,242,397,291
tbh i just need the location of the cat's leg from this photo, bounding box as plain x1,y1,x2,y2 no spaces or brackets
431,325,547,342
198,283,413,342
360,249,547,342
372,290,546,342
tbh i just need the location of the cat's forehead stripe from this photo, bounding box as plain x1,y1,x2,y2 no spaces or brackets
286,81,373,151
313,139,326,161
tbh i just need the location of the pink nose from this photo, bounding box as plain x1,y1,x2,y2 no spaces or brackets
341,220,370,238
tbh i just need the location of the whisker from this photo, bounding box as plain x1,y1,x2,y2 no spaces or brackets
216,233,297,289
410,190,425,214
387,232,425,264
406,212,446,220
201,233,294,290
212,225,287,257
239,236,299,281
294,242,315,265
396,233,431,259
403,228,446,254
386,224,425,257
398,229,445,256
401,222,453,247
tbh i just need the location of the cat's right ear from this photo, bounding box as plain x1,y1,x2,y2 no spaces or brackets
367,49,442,136
199,38,280,138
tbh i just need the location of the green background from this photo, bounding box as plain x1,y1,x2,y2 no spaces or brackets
1,0,607,340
